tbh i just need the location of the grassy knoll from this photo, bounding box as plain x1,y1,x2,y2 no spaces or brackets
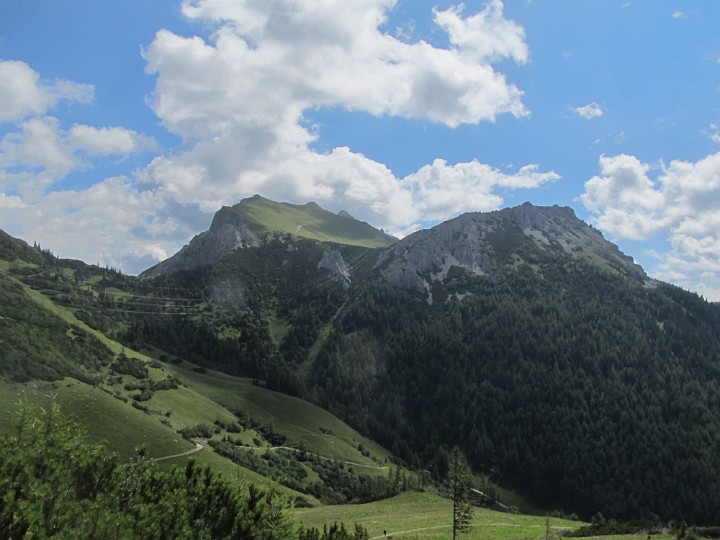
294,491,674,539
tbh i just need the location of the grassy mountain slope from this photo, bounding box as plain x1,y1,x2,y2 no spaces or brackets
294,491,591,540
0,235,403,507
234,195,397,248
162,362,392,467
0,378,192,458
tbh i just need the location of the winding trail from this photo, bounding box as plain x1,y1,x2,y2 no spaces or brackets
369,524,451,539
150,442,204,462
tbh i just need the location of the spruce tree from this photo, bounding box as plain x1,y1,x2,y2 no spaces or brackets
450,446,473,539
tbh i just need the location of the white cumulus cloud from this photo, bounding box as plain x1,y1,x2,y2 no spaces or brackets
69,125,158,156
405,159,559,221
433,0,529,64
0,60,93,123
572,102,605,120
581,152,720,300
1,117,157,195
2,2,560,274
138,0,544,239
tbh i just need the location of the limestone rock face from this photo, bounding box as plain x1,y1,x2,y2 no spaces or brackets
376,202,648,302
318,250,351,290
142,206,259,277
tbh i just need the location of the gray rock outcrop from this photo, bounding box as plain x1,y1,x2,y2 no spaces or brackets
377,202,648,303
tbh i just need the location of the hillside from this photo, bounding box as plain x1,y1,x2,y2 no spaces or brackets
0,236,406,509
3,198,720,526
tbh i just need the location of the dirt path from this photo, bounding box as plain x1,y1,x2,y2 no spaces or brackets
369,524,451,539
151,441,203,462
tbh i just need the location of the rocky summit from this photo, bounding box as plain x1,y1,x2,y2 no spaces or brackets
376,202,648,302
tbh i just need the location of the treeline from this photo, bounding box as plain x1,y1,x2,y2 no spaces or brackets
0,274,112,383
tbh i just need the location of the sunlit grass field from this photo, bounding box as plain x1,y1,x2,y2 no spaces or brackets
294,491,675,540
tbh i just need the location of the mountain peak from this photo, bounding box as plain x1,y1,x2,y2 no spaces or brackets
143,196,396,276
377,203,648,302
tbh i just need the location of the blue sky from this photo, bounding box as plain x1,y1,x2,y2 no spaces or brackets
1,1,720,299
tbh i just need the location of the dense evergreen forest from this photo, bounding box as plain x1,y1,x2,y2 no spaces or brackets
309,264,720,523
113,239,720,524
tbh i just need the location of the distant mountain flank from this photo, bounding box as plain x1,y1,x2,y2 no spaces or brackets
144,198,648,293
142,195,397,276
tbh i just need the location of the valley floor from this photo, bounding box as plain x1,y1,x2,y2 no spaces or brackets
294,491,589,539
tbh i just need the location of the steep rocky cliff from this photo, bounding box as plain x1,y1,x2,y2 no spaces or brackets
142,206,260,277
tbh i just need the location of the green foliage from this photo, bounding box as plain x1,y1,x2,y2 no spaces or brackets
0,274,112,383
110,352,148,379
298,522,369,540
310,259,720,524
450,447,473,539
0,402,295,539
210,439,413,505
565,512,665,537
179,423,218,439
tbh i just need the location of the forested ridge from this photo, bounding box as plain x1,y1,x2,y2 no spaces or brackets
3,207,720,525
310,261,720,523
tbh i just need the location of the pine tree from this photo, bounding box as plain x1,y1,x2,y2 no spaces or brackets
450,446,473,539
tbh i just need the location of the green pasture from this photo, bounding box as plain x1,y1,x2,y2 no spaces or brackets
294,491,675,540
146,383,238,431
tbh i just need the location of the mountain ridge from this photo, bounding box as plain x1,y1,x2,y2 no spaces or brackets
376,201,649,303
4,198,720,523
142,195,397,276
144,198,649,295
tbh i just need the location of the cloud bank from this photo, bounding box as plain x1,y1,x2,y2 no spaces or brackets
581,153,720,300
138,0,544,235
